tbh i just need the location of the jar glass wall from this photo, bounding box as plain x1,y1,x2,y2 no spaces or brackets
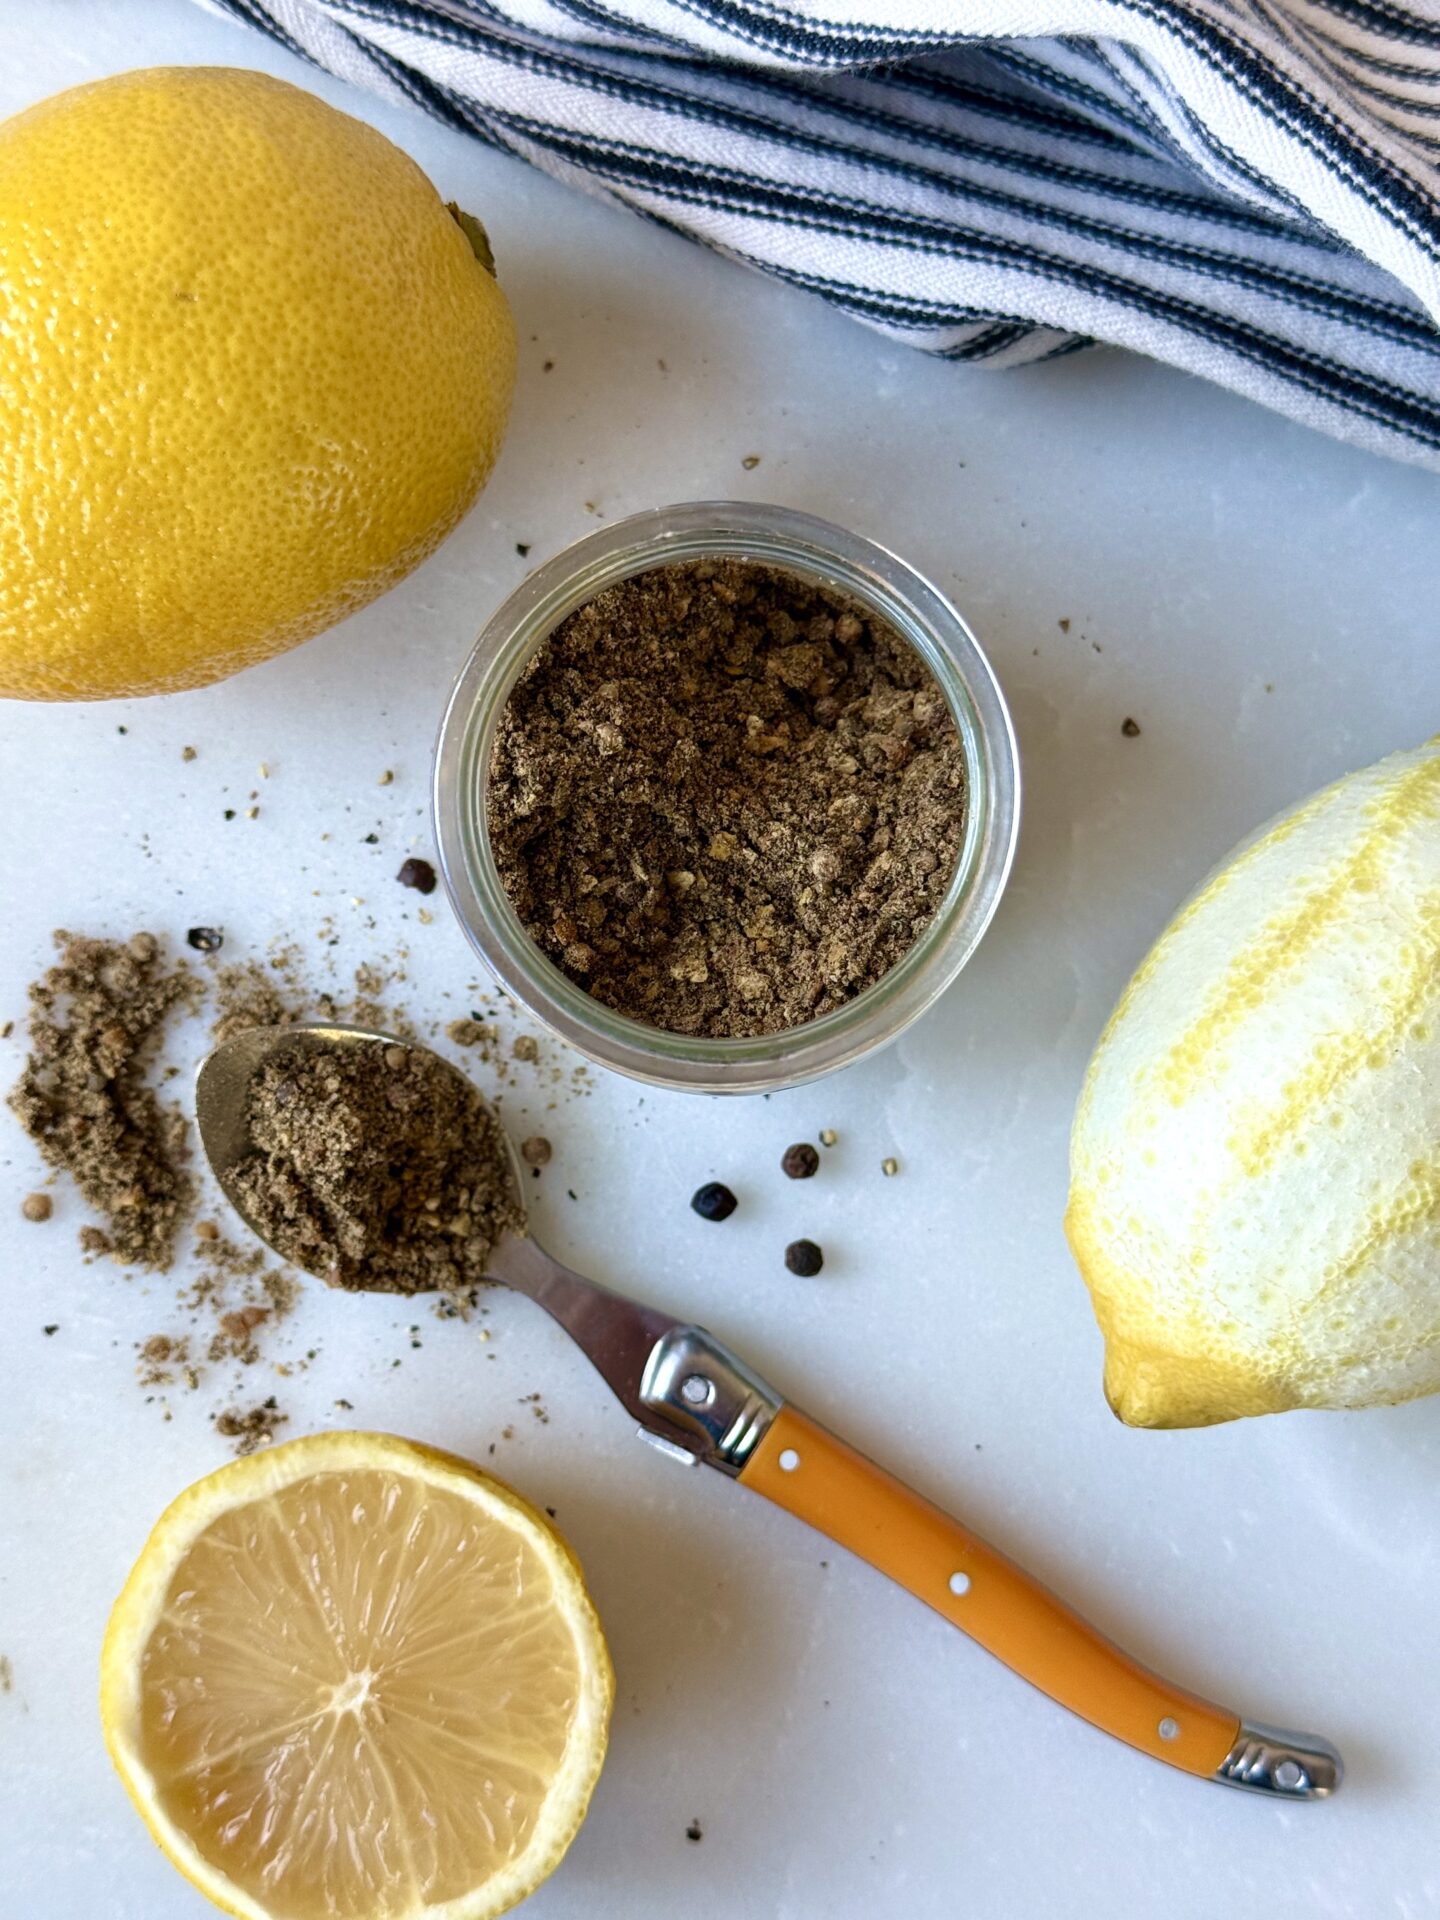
433,502,1019,1093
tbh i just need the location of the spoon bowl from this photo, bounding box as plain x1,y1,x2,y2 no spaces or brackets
195,1020,684,1422
195,1022,528,1280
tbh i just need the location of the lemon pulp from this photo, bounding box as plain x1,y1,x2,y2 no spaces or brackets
103,1435,612,1920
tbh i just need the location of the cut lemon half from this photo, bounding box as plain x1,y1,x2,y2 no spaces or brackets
101,1432,613,1920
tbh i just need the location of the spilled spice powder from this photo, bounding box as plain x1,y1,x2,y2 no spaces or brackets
216,1400,288,1455
10,925,578,1433
144,1231,300,1395
214,1305,271,1361
138,1332,190,1388
447,1017,493,1049
212,961,295,1046
229,1039,523,1294
7,932,197,1268
488,558,966,1038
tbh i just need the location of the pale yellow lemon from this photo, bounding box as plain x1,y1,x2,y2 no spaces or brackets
0,67,515,699
1067,737,1440,1427
101,1432,613,1920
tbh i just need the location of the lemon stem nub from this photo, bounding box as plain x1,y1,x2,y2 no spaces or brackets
447,203,497,275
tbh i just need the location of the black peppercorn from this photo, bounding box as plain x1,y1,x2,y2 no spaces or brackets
691,1182,737,1222
396,857,438,894
785,1238,824,1276
186,927,224,953
781,1142,819,1180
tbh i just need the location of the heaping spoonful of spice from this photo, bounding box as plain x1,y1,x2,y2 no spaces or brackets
196,1022,1342,1803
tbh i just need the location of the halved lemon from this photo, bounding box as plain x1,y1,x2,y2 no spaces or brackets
101,1432,613,1919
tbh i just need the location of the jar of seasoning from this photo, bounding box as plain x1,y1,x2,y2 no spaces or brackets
434,501,1018,1093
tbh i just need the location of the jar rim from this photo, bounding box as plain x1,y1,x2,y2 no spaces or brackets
433,501,1020,1093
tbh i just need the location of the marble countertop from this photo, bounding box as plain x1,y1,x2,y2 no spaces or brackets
2,6,1437,1916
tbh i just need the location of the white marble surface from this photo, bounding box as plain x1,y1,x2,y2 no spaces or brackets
2,6,1438,1916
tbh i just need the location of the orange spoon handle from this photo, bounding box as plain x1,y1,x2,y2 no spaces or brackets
743,1405,1242,1779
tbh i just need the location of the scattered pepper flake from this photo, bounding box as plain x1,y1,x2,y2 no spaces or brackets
447,1018,491,1048
397,857,437,895
215,1402,288,1456
218,1306,270,1345
691,1182,737,1222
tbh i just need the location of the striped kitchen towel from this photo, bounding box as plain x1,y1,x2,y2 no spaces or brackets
206,0,1440,469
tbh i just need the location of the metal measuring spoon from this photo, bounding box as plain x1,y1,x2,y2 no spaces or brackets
196,1022,1341,1801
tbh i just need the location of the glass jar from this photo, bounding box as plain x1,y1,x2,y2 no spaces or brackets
433,501,1019,1093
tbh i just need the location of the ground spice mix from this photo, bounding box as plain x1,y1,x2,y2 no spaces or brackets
488,558,966,1038
8,932,196,1268
229,1039,524,1294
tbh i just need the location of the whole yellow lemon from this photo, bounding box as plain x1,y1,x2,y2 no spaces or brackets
0,67,516,699
1068,737,1440,1427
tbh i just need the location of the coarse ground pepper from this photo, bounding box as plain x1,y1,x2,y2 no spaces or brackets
229,1039,524,1294
7,932,197,1268
215,1401,288,1455
487,558,966,1038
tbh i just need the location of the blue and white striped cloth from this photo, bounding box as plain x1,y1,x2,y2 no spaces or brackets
208,0,1440,469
